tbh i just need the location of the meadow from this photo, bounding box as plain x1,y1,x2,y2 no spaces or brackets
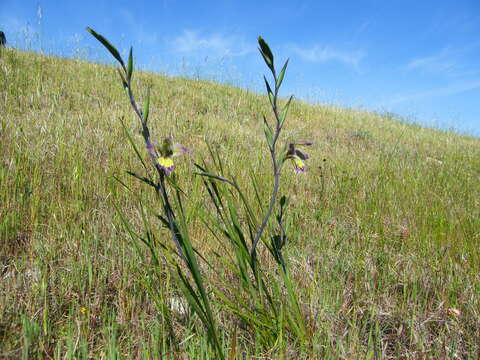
1,45,479,359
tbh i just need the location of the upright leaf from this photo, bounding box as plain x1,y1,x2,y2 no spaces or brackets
86,27,125,70
127,46,133,81
263,116,273,146
258,36,274,72
279,95,293,128
280,195,287,209
143,88,150,123
263,76,274,106
276,59,289,90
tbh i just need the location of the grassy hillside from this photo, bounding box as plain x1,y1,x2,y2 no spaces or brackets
1,48,479,359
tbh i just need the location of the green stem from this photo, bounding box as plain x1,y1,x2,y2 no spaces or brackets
250,68,283,271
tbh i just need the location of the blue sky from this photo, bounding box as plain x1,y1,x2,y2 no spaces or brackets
1,0,479,136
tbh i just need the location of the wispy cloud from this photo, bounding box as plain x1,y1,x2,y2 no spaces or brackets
406,48,457,74
405,43,480,77
170,30,254,57
383,80,480,106
288,44,366,68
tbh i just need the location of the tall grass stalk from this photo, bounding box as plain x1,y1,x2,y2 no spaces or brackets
86,27,224,358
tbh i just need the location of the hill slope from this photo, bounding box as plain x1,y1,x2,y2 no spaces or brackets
1,48,479,358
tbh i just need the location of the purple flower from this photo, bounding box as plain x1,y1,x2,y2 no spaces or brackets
285,141,312,173
148,137,190,175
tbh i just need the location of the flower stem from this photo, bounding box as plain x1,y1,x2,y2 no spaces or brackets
250,68,283,270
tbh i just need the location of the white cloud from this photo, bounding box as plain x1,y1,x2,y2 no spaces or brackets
406,48,457,74
170,30,254,57
405,43,480,77
383,80,480,106
289,44,365,68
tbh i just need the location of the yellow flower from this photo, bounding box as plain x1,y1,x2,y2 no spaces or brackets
158,156,174,172
292,157,306,173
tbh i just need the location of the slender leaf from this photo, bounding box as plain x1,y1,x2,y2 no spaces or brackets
279,95,293,128
126,170,156,188
176,267,207,320
263,76,274,106
227,199,249,253
276,59,289,89
127,46,133,81
248,169,264,210
143,87,150,123
263,115,273,146
196,171,237,188
258,36,274,71
86,27,125,69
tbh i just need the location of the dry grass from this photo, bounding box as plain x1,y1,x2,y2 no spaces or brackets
1,48,479,358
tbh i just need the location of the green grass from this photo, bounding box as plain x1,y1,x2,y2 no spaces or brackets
1,47,479,359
